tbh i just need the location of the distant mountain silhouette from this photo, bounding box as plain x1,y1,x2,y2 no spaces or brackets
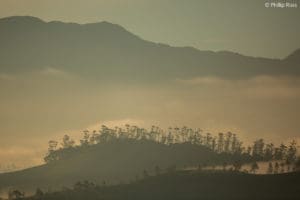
0,16,299,81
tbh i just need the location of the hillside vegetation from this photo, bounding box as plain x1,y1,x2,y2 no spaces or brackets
0,125,298,192
19,170,300,200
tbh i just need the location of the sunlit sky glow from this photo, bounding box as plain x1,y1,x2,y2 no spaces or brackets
0,0,299,170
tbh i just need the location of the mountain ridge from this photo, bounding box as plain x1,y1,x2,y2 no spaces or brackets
1,16,293,60
0,16,299,80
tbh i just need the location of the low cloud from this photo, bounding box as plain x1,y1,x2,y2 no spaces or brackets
177,75,300,99
39,67,69,76
1,73,300,169
0,73,16,81
0,146,44,172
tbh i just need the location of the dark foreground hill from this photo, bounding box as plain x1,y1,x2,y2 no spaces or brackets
0,16,299,82
0,139,248,192
25,170,300,200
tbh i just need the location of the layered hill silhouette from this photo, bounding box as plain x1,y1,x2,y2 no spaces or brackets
22,171,300,200
1,15,300,198
0,16,299,82
0,139,245,192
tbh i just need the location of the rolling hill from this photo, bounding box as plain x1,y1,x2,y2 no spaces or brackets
0,139,248,193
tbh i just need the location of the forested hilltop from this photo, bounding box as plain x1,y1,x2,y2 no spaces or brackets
46,125,298,169
0,125,299,195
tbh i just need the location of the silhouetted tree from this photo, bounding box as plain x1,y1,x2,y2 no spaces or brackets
80,130,90,146
250,162,259,174
8,190,24,200
286,140,297,163
267,162,273,174
280,162,285,173
246,146,252,156
264,143,274,160
231,134,238,153
217,133,224,153
44,140,59,163
61,135,75,148
211,137,217,152
233,160,243,171
34,188,43,198
167,128,173,144
48,140,58,151
277,144,287,160
252,139,265,159
295,157,300,171
224,132,232,153
274,162,280,174
222,162,228,171
205,132,212,148
273,143,289,161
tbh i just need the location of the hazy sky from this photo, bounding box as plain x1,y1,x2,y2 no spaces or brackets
1,70,300,169
0,0,299,58
0,0,300,171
